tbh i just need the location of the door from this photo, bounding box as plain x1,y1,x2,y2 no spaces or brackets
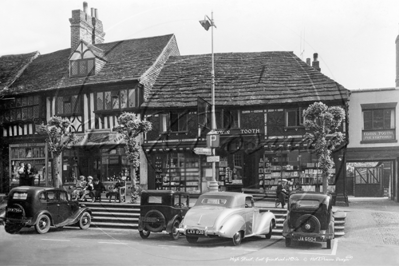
46,191,63,224
354,166,383,197
58,191,72,222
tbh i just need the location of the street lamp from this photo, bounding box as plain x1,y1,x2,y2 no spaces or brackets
200,13,219,192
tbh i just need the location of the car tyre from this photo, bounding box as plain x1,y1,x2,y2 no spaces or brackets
144,210,165,232
232,231,243,246
35,214,51,234
169,219,180,240
295,214,321,233
265,222,273,239
139,230,151,239
186,236,198,243
326,239,332,249
79,212,91,229
285,237,292,247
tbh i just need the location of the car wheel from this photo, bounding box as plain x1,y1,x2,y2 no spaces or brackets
326,239,332,249
139,230,151,239
5,223,24,234
35,214,51,234
232,231,243,246
144,210,165,232
186,236,198,243
285,237,292,247
265,222,273,239
169,219,180,240
295,214,321,233
79,212,91,229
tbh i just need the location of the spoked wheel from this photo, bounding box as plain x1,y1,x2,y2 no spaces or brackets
285,237,292,247
139,230,151,239
35,214,51,234
265,222,273,239
79,212,91,229
169,219,180,240
232,231,243,246
326,239,332,249
186,236,198,243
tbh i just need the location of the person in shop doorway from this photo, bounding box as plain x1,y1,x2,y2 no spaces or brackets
93,178,106,202
17,162,26,186
25,163,35,186
276,179,290,209
72,175,87,200
80,176,94,201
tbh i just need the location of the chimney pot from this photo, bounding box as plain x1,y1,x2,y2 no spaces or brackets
312,53,321,72
83,2,88,13
306,58,311,65
91,8,94,17
95,8,98,19
313,53,318,60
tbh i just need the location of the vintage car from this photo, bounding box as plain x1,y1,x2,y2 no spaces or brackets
177,191,276,246
282,192,334,249
138,190,190,240
4,186,92,234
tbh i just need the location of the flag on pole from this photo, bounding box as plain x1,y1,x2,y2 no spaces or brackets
199,15,215,31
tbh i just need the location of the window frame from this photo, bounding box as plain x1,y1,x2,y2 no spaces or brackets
0,95,41,124
95,88,141,112
285,107,303,128
70,58,95,77
55,95,82,116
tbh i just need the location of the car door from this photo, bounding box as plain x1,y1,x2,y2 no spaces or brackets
46,190,62,224
58,191,72,222
244,196,255,235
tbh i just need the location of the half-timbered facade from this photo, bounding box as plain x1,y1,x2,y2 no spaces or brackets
0,3,179,192
142,52,350,200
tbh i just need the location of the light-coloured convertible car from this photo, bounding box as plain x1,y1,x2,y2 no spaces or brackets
177,191,276,245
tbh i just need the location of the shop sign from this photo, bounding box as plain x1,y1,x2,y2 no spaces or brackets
193,148,212,155
207,131,220,148
207,156,220,163
215,128,261,135
362,130,395,141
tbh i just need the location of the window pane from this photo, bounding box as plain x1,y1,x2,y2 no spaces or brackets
363,111,372,130
96,92,103,110
34,96,40,105
21,97,27,107
27,96,34,106
120,90,127,108
128,89,136,108
16,109,21,120
87,59,94,75
16,98,22,107
10,109,16,122
64,97,72,114
373,110,384,129
287,110,297,127
178,113,188,131
27,107,33,119
383,110,391,129
71,95,80,113
105,92,111,110
57,97,63,114
71,61,78,76
170,112,179,131
33,106,39,118
79,60,87,75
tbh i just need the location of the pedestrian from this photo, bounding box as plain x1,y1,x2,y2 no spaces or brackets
80,176,94,201
72,175,86,200
276,179,289,208
93,178,106,202
25,163,35,186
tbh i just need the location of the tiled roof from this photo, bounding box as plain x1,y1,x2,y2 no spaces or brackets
0,52,39,91
6,34,177,95
143,51,349,108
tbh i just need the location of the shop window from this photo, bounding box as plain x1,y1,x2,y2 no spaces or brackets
56,95,81,115
95,88,140,111
285,108,303,127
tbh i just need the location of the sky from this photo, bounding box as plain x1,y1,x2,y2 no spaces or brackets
1,0,399,91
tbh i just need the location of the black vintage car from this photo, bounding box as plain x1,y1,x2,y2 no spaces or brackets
138,190,190,240
282,192,335,249
4,186,92,234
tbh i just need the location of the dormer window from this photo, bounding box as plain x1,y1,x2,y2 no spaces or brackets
69,41,105,77
70,59,95,77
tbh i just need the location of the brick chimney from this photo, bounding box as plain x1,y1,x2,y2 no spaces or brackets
312,53,321,72
69,2,105,51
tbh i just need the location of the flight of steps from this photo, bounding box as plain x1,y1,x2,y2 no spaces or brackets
81,202,346,237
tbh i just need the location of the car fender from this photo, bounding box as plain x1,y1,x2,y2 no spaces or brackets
70,207,92,224
254,212,275,235
282,213,291,237
166,214,181,233
218,214,246,238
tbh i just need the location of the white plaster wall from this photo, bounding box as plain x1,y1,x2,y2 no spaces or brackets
348,88,399,148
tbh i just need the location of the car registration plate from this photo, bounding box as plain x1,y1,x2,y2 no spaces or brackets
296,236,318,242
186,229,204,235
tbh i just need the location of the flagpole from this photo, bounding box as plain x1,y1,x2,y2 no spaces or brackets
209,11,218,192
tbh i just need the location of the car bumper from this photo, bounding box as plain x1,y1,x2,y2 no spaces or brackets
284,231,334,241
177,228,221,237
5,217,33,226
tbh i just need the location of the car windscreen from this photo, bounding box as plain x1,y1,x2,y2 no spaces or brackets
195,196,232,207
293,200,320,209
